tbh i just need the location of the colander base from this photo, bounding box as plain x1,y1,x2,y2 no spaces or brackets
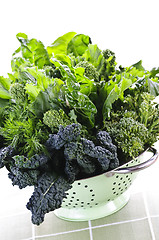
54,190,130,221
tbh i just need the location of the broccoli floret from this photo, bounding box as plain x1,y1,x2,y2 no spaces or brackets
100,49,116,81
105,117,149,158
9,83,26,103
76,61,99,81
43,109,72,133
26,173,72,225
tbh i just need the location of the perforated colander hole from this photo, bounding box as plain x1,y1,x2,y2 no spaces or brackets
113,182,116,185
90,189,93,192
85,185,88,188
78,182,81,185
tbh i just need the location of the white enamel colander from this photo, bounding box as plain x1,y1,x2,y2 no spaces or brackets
54,147,158,221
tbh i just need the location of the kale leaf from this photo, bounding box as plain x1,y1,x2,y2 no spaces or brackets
26,173,72,225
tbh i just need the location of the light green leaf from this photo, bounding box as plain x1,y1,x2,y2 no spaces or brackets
47,32,76,57
83,44,104,71
67,34,91,57
0,76,11,99
103,75,133,119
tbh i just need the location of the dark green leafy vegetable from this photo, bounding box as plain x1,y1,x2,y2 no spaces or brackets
0,31,159,226
26,173,72,225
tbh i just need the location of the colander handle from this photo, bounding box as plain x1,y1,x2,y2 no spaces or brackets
106,147,159,176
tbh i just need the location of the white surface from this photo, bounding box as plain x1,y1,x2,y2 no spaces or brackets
0,0,159,77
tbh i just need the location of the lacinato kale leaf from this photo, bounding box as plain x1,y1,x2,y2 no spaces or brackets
13,154,49,169
26,173,72,225
8,167,39,189
46,124,119,182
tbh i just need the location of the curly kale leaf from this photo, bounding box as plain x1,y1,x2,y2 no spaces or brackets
63,142,96,181
46,124,119,180
8,167,39,189
26,173,72,225
46,123,81,150
96,131,119,169
13,154,49,169
81,138,118,171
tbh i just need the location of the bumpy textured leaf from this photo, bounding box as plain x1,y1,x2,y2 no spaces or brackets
8,167,39,189
13,154,48,169
26,173,72,225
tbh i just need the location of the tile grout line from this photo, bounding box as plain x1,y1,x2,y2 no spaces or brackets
33,216,151,239
88,220,93,240
91,216,149,229
34,227,90,239
142,191,156,240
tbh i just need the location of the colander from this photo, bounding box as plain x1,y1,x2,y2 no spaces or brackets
54,147,159,221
